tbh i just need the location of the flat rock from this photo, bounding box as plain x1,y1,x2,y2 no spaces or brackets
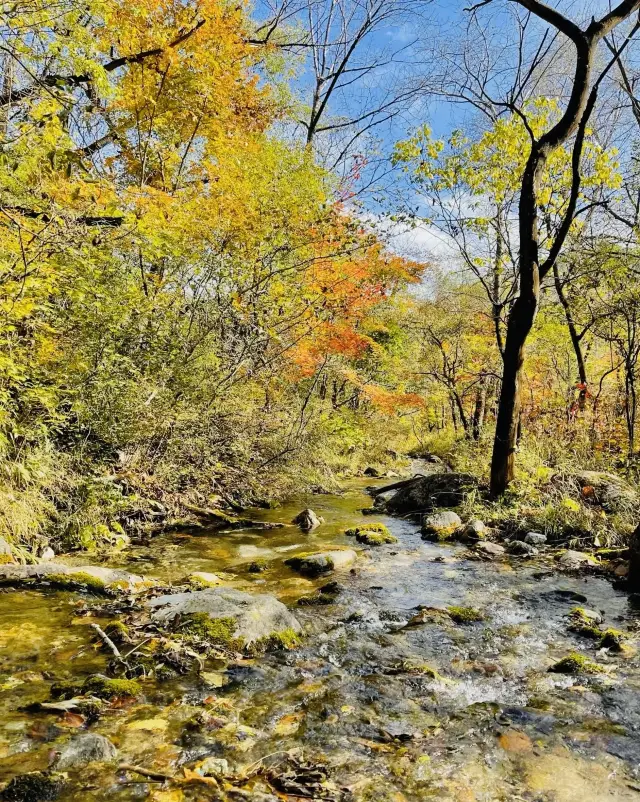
475,542,505,557
385,473,479,515
285,549,357,577
556,550,598,569
54,733,117,769
0,563,150,591
147,587,301,644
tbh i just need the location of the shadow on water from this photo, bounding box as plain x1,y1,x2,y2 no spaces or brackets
1,479,640,800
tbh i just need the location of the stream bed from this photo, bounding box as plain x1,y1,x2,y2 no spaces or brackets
1,481,640,801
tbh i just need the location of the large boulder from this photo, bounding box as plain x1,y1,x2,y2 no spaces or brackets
285,549,357,577
421,511,462,542
54,733,117,769
292,508,323,532
147,587,301,645
572,471,638,514
384,473,479,516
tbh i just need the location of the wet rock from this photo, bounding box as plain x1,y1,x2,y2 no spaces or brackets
147,587,301,645
461,519,487,543
0,772,64,802
53,733,117,769
506,540,538,556
384,473,479,515
198,756,229,777
0,563,151,593
185,572,222,587
544,589,588,604
355,530,397,546
421,511,462,541
524,532,546,546
556,550,598,569
292,509,323,532
474,541,505,558
285,549,357,577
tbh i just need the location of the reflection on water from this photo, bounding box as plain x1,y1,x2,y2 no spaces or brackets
0,479,639,800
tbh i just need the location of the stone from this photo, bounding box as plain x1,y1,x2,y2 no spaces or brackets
39,547,55,562
186,572,221,587
198,757,229,777
292,508,323,532
54,733,118,769
0,772,65,802
0,563,151,592
506,540,538,556
364,467,381,477
460,519,487,543
524,532,546,546
285,549,357,577
0,536,14,563
147,587,301,645
475,541,505,558
384,473,479,515
421,511,462,541
556,550,598,569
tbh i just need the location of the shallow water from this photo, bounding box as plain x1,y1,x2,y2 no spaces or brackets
2,481,640,801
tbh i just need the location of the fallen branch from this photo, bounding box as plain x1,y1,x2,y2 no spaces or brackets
119,764,175,782
90,623,122,661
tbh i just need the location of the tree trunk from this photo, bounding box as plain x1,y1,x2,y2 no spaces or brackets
490,152,542,497
629,522,640,591
553,263,588,410
471,378,487,440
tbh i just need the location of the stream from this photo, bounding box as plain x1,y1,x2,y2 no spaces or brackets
1,480,640,801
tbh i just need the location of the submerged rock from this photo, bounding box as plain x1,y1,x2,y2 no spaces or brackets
147,587,301,646
285,549,357,577
53,733,117,769
292,508,323,532
0,773,64,802
421,511,462,541
383,473,478,515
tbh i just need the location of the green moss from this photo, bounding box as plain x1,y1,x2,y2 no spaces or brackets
548,652,604,674
600,628,627,652
177,614,243,650
103,621,130,644
47,572,107,593
82,675,141,699
186,575,219,588
355,530,398,546
447,606,484,624
425,530,456,543
0,771,65,802
345,523,391,537
245,628,301,656
567,607,603,639
297,591,338,606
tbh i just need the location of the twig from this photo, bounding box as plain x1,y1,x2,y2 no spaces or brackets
90,623,122,660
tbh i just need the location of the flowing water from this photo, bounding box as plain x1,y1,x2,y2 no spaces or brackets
1,480,640,801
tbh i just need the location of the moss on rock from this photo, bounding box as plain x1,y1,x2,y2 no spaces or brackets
355,530,398,546
47,572,107,593
345,523,391,537
549,652,604,674
447,606,484,624
600,629,627,652
567,607,603,639
82,675,141,699
177,613,243,651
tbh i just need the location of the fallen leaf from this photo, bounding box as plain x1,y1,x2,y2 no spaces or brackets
59,712,85,728
127,718,169,732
